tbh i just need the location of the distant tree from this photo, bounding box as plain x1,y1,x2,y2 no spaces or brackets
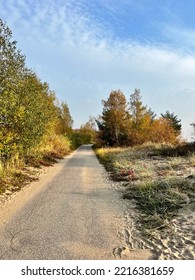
79,120,97,144
71,117,97,147
100,90,129,146
161,110,182,134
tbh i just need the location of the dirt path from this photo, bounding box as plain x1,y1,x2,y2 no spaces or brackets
0,145,154,260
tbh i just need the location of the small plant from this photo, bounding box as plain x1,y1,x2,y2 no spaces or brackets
123,178,192,237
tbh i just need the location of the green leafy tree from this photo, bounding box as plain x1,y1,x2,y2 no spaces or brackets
161,110,182,134
14,72,59,155
56,102,73,135
147,107,157,121
0,19,25,92
0,19,26,164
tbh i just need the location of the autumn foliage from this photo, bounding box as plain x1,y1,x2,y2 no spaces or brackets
97,89,181,146
0,19,73,171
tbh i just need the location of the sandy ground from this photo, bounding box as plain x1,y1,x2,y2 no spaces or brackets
112,181,195,260
150,204,195,260
0,146,195,260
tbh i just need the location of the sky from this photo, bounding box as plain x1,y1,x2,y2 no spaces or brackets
0,0,195,140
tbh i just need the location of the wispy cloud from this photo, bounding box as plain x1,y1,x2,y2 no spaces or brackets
164,25,195,53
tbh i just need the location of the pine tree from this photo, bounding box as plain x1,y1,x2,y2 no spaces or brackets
161,110,182,134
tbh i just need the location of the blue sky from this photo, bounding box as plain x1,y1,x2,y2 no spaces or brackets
0,0,195,140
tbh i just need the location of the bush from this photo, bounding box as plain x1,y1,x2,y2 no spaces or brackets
49,135,72,157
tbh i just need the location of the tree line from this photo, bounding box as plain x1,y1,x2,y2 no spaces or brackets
0,19,73,172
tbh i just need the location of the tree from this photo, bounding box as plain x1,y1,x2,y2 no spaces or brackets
56,102,73,135
147,108,157,121
150,118,179,144
70,117,97,147
161,110,182,134
15,73,60,154
0,19,25,94
127,89,153,145
129,89,147,128
81,118,97,143
0,19,26,163
100,90,129,146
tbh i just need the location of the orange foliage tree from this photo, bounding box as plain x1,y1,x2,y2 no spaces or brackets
98,88,181,146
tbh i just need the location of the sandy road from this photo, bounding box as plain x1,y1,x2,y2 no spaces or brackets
0,145,152,260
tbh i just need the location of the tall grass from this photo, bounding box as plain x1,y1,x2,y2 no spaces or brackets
0,134,72,195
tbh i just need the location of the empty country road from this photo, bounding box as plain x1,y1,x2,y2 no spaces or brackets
0,145,152,260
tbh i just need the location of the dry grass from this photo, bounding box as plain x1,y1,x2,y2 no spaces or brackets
95,143,195,181
0,135,72,196
95,142,195,236
0,169,39,195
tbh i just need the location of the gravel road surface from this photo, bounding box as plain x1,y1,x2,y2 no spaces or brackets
0,145,153,260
